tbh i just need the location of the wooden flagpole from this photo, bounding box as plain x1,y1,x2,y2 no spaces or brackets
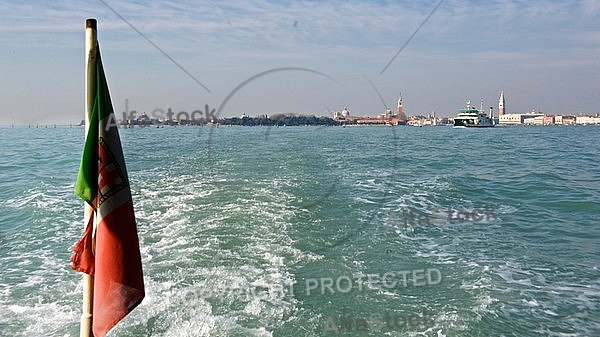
80,18,97,337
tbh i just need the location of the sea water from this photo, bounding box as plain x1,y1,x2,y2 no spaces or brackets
1,125,599,336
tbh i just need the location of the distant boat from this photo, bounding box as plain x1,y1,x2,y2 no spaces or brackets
453,101,495,128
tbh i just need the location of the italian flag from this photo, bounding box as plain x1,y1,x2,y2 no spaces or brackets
71,44,145,337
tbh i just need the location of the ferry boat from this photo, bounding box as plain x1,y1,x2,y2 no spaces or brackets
453,100,495,128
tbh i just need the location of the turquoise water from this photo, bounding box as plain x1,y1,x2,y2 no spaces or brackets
1,125,599,336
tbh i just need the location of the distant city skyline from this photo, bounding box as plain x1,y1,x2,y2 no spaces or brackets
1,0,599,125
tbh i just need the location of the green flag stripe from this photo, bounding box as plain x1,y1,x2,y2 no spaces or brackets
74,45,112,205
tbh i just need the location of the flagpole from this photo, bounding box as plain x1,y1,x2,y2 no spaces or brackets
80,17,97,337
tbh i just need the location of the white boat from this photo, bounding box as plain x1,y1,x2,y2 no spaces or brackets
453,100,495,128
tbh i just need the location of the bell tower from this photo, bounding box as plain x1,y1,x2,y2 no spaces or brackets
396,92,407,122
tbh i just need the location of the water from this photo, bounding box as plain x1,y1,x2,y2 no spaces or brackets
1,125,599,336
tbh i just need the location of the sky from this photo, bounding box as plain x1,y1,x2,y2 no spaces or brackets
0,0,599,124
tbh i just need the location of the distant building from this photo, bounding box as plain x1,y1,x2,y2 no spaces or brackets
521,111,545,124
555,115,563,124
559,116,576,125
438,117,453,125
499,91,506,116
396,93,408,122
576,116,600,124
341,107,350,117
523,115,545,125
356,118,387,125
499,110,544,125
543,116,555,125
333,106,351,121
383,107,393,119
499,114,521,125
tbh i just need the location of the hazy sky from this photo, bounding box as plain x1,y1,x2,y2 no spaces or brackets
1,0,599,124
